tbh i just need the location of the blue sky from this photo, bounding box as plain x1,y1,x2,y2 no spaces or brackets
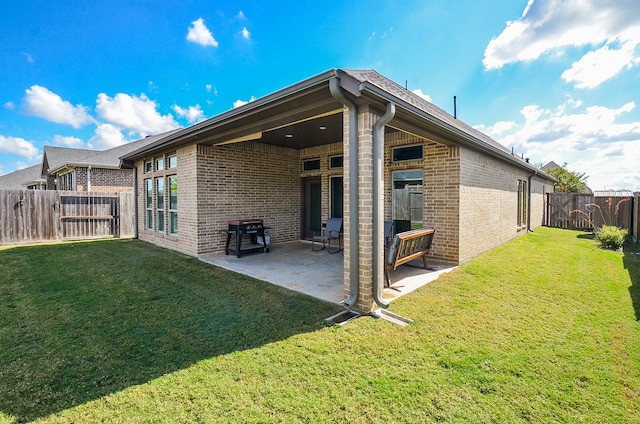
1,0,639,190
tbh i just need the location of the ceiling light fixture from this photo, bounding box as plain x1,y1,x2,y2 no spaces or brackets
285,134,293,138
319,126,326,130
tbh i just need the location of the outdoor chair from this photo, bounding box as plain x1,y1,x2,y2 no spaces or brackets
384,220,396,247
312,218,343,253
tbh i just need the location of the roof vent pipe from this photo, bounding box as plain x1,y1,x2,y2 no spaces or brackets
329,74,360,309
372,101,396,309
453,95,457,119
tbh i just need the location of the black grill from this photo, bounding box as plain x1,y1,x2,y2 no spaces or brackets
225,219,269,258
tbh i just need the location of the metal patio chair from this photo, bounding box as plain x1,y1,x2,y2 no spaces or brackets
312,217,343,253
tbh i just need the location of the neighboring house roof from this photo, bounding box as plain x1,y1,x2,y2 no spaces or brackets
542,161,562,171
593,190,634,197
42,146,96,176
0,164,43,190
121,68,555,182
44,129,181,175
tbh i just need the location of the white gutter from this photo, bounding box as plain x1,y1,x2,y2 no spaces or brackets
372,102,396,309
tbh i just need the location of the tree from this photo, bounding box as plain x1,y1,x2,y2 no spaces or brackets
545,166,590,193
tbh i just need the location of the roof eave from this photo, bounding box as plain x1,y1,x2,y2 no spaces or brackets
122,68,339,161
356,80,555,180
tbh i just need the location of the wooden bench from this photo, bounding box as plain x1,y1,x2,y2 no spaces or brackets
385,227,436,287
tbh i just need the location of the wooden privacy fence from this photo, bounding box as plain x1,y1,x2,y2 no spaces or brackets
545,193,634,231
0,190,134,245
545,193,594,229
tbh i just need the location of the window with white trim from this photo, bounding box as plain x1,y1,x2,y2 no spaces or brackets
169,176,178,235
329,155,343,169
303,158,321,171
145,179,153,230
517,179,528,228
392,169,423,230
58,172,76,191
392,144,423,162
156,177,165,233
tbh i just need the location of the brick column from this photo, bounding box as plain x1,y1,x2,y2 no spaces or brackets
354,105,380,313
342,108,352,305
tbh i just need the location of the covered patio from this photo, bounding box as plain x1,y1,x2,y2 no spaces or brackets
199,241,456,305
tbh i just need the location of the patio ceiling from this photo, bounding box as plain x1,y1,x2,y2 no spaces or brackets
198,83,347,150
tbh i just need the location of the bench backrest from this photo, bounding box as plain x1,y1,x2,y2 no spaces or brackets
386,227,435,265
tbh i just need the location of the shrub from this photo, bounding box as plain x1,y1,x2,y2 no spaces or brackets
595,225,628,250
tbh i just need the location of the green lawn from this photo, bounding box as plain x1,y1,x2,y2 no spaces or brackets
1,227,638,423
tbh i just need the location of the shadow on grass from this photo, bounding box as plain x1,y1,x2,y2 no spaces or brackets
0,240,342,423
623,239,640,320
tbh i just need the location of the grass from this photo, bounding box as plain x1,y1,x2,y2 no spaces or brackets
0,227,639,423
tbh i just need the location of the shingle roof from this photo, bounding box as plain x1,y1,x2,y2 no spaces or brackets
73,129,182,169
43,146,95,174
0,164,43,190
542,161,562,171
44,129,181,174
119,68,554,182
342,69,512,155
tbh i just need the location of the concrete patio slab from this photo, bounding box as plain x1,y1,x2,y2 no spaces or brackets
199,241,457,305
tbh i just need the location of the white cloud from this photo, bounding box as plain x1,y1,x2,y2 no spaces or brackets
233,96,256,108
493,99,640,190
95,92,179,136
187,18,219,47
22,52,34,63
236,11,246,20
411,89,432,102
0,135,39,159
475,120,517,137
4,101,15,110
87,123,129,150
52,135,84,148
173,104,205,123
241,27,251,40
23,85,94,128
205,84,212,93
561,39,640,88
483,0,640,87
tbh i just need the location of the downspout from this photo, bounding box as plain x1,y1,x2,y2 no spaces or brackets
329,74,359,309
133,165,139,239
372,102,396,309
121,160,139,239
527,170,537,232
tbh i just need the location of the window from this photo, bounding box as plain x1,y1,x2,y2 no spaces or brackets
517,179,528,227
330,176,343,219
145,179,153,230
156,178,165,232
329,155,343,169
168,155,177,169
392,144,423,162
169,176,178,235
392,170,423,230
303,158,321,171
144,161,153,173
156,158,164,171
58,172,75,191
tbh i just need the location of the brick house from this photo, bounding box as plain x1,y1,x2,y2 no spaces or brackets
38,130,180,192
121,69,555,313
